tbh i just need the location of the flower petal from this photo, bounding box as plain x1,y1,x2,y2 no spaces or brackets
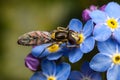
107,65,120,80
113,28,120,44
90,53,112,72
80,37,95,53
83,20,94,37
82,9,91,21
69,71,82,80
90,10,107,23
56,62,71,80
68,19,82,32
90,72,102,80
41,59,56,76
69,48,83,63
93,24,111,41
31,44,51,58
47,52,63,60
30,72,46,80
62,47,70,57
105,2,120,18
80,62,94,75
97,38,116,55
25,53,40,71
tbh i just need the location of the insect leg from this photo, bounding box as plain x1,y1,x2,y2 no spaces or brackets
66,42,79,48
57,27,68,32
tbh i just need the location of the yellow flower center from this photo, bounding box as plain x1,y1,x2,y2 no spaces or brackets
76,34,84,44
112,53,120,65
106,18,118,30
47,76,56,80
47,44,60,53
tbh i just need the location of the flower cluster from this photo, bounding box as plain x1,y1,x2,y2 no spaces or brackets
19,1,120,80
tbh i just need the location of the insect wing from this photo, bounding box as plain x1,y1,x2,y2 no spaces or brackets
17,31,52,46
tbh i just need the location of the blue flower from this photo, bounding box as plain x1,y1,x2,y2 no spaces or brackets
31,43,66,60
67,19,95,63
69,62,102,80
90,2,120,42
30,59,71,80
90,38,120,80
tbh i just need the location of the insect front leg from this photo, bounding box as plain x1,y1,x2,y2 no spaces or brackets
66,42,79,48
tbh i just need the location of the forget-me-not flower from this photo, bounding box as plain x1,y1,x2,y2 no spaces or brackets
90,38,120,80
67,19,95,63
31,43,66,60
69,62,102,80
30,59,71,80
90,2,120,42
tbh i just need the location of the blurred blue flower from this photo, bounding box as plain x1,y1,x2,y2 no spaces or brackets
25,53,40,71
90,38,120,80
30,59,71,80
68,19,95,63
99,5,106,11
69,62,102,80
31,43,66,60
82,5,97,21
90,2,120,42
82,5,106,21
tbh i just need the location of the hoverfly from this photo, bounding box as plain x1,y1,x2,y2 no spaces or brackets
17,27,80,47
51,27,80,47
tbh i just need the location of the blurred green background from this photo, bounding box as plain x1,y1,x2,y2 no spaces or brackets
0,0,120,80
